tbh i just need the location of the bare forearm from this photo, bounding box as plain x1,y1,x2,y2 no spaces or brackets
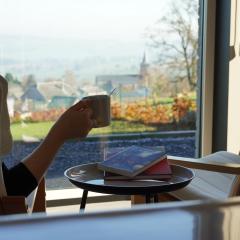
20,100,93,183
22,131,64,182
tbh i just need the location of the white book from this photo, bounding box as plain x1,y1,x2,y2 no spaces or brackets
201,151,240,164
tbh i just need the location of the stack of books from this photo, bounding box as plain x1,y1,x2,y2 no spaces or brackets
98,145,172,181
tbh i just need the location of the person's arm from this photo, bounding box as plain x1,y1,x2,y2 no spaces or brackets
22,100,94,182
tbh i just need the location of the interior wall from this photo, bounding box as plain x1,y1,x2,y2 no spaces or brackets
227,0,240,154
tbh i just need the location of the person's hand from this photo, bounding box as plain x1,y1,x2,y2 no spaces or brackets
48,100,94,143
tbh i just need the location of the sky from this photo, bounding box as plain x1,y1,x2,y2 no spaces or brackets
0,0,168,41
0,0,198,81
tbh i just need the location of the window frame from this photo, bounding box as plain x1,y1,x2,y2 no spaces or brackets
196,0,216,156
198,0,232,156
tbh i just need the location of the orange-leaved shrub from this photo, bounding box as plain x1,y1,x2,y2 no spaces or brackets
11,96,196,126
172,96,196,122
111,102,172,124
11,108,66,123
111,96,196,125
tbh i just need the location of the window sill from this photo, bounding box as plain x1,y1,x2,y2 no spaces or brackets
46,188,130,207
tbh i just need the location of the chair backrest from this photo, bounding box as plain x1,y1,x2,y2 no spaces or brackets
168,151,240,201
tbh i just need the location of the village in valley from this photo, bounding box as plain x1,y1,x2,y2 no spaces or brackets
6,53,152,118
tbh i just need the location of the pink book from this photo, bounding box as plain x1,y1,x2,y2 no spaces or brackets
144,158,172,175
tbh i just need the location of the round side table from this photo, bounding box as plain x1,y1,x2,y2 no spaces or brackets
64,163,194,212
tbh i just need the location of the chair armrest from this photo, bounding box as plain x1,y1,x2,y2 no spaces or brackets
167,155,240,174
27,178,46,213
0,179,46,215
0,196,28,215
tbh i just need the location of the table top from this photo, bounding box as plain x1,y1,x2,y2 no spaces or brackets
64,163,194,195
2,197,240,240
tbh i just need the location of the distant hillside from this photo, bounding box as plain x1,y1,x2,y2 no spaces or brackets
0,35,147,83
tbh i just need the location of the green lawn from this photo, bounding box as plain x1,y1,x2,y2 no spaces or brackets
10,120,157,141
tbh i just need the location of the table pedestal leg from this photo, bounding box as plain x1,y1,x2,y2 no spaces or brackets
154,194,159,203
80,190,88,213
145,194,151,203
145,194,159,204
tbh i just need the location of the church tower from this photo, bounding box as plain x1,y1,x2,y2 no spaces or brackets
139,52,149,87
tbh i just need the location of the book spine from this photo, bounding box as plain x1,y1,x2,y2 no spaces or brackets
98,164,133,177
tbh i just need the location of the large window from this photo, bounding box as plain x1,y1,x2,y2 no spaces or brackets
1,0,202,190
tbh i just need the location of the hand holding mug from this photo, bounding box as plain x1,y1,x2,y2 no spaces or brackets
49,100,95,142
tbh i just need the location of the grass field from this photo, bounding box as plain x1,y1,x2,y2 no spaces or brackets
10,120,157,140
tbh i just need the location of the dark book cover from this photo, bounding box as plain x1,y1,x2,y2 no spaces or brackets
98,145,167,177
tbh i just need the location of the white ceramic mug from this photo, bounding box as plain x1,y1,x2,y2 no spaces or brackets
83,94,111,128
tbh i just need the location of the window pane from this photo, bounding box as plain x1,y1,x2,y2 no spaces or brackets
1,0,200,190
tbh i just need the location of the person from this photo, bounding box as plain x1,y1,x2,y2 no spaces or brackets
0,75,94,197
